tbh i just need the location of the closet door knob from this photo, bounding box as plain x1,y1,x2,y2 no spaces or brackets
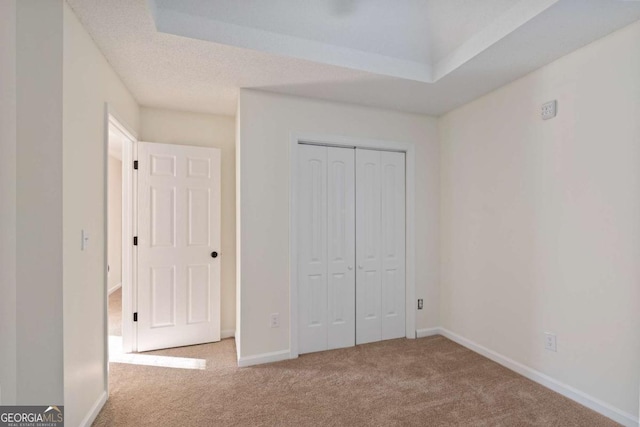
211,251,218,258
347,266,353,271
358,265,363,270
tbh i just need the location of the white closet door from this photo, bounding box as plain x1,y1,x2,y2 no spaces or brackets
355,149,383,344
298,145,355,354
327,147,355,350
356,149,405,344
298,145,403,352
380,151,405,340
298,144,328,354
137,141,221,352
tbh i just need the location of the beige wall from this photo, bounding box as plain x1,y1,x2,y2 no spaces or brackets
108,155,122,292
140,107,237,335
0,0,17,405
237,90,440,359
63,2,140,425
439,20,640,418
15,0,65,405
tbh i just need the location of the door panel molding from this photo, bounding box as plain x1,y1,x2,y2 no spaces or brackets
297,145,328,354
355,149,382,345
327,147,355,350
379,151,406,341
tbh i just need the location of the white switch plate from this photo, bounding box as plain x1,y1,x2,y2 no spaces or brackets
541,100,557,120
270,313,280,328
81,229,89,251
544,332,557,352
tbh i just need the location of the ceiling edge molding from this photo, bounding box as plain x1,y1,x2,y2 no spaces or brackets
434,0,560,80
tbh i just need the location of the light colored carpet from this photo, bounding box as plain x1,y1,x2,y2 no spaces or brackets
108,288,122,337
94,336,617,426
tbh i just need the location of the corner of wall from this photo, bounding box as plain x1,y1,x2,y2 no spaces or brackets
16,0,65,405
234,95,242,361
0,0,17,406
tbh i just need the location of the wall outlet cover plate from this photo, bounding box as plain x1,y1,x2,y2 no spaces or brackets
541,100,557,120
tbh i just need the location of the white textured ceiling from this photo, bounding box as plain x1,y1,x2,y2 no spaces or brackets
67,0,640,116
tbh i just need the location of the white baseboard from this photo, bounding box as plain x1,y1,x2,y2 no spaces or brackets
221,329,235,339
107,282,121,295
237,349,291,368
437,327,639,427
416,327,441,338
79,390,107,427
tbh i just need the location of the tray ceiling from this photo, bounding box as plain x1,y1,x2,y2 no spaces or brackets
68,0,640,116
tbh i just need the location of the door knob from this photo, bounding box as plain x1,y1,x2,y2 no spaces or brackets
211,251,218,258
348,266,353,270
358,265,363,269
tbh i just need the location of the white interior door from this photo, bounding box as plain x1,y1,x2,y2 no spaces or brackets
356,149,405,344
298,145,355,354
137,141,221,352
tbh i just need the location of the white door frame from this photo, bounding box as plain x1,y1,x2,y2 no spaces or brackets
105,104,138,359
289,132,416,359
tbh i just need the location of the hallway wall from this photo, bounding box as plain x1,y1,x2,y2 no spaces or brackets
63,2,140,425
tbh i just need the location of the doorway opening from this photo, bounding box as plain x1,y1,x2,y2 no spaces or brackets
105,111,222,371
106,112,137,364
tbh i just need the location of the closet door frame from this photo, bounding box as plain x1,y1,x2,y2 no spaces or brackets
289,133,416,359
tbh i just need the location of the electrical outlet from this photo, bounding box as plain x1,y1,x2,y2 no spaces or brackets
417,299,423,310
270,313,280,328
541,100,557,120
544,332,557,352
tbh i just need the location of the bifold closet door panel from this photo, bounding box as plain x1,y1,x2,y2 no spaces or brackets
327,147,356,350
355,149,406,345
355,149,383,345
298,144,329,354
380,151,406,340
298,145,356,354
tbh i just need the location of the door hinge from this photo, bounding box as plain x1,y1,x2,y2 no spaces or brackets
133,160,138,170
133,236,138,246
133,312,138,322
